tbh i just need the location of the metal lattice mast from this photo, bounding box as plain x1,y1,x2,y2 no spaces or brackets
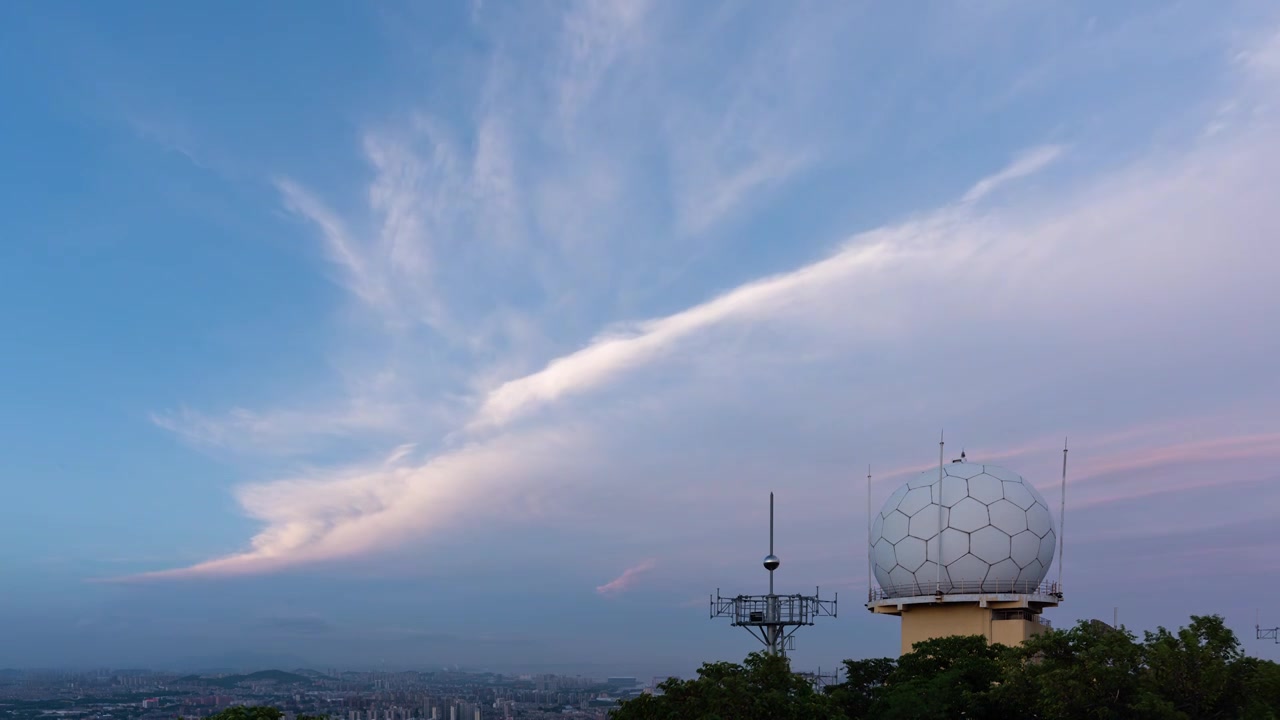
711,493,837,657
1259,611,1279,644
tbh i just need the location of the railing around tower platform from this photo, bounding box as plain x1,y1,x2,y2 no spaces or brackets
867,579,1062,602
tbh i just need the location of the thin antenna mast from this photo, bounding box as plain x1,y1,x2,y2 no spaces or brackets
767,492,777,653
867,466,872,603
937,430,944,593
1058,438,1068,592
769,492,775,597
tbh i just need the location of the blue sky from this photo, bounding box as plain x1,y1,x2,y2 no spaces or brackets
3,0,1280,676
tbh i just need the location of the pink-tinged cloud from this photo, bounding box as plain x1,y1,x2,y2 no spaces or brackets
1063,432,1280,511
597,559,657,597
1074,432,1280,484
867,435,1064,490
853,429,1280,538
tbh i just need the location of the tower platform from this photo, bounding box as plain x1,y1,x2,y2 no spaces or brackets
867,582,1061,655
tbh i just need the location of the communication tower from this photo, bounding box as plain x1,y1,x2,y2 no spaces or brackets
710,493,837,656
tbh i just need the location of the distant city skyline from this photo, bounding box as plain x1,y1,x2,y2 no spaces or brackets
2,1,1279,675
0,667,629,720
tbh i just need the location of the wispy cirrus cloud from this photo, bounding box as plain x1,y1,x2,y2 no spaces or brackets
277,117,524,336
277,178,394,315
150,402,406,456
597,559,657,597
961,145,1065,203
555,0,651,129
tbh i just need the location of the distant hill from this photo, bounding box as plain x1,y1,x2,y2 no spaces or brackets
184,670,313,688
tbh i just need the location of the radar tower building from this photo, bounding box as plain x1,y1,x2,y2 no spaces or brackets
865,437,1067,655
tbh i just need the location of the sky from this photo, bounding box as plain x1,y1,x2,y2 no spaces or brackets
2,0,1280,678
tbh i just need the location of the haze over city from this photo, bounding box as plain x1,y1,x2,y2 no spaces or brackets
3,0,1279,680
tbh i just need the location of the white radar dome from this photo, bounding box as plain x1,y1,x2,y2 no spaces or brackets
870,461,1056,597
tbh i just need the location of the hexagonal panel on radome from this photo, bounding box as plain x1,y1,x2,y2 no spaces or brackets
1010,530,1040,567
1027,503,1053,537
895,536,927,572
907,473,936,489
898,487,932,517
883,483,911,513
1038,530,1056,569
873,538,897,573
985,558,1021,590
909,506,943,540
968,473,1004,504
945,463,987,480
882,510,910,543
1017,559,1045,588
1024,481,1053,510
949,497,989,532
874,564,892,591
888,565,918,591
988,499,1027,534
870,511,885,541
1002,481,1035,510
970,526,1011,564
915,561,943,590
946,553,990,587
937,527,970,565
939,476,969,506
983,465,1022,483
921,534,939,564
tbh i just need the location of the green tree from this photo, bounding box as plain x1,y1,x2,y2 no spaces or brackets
1139,615,1248,720
613,652,841,720
870,635,1010,720
1240,657,1280,720
996,619,1145,719
615,615,1280,719
825,657,895,719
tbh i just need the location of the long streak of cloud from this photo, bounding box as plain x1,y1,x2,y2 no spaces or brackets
470,147,1061,432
